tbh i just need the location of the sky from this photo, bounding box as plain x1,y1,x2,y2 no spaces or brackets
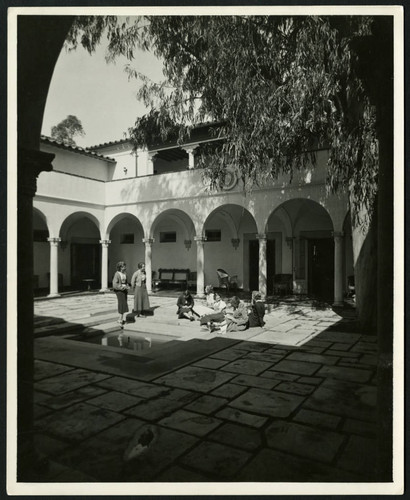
42,38,164,148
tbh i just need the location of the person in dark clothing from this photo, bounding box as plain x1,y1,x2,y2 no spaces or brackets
247,291,266,328
176,290,196,321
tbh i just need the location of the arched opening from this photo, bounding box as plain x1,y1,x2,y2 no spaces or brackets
204,204,257,290
150,209,196,276
59,212,101,290
268,198,334,300
107,214,145,283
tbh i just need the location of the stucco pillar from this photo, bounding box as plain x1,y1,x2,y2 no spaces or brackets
333,231,344,307
18,148,54,476
183,144,199,169
143,238,154,294
257,233,267,299
147,151,158,175
99,239,111,292
194,236,206,298
47,237,61,297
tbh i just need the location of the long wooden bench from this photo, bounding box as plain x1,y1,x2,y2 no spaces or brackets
153,268,191,291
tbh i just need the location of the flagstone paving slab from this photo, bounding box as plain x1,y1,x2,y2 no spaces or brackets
179,441,251,478
286,351,339,366
297,376,324,386
318,332,362,343
230,374,280,390
207,422,262,451
210,383,248,399
337,435,378,479
260,370,299,382
154,366,236,393
242,351,285,363
158,409,223,437
209,348,249,361
123,396,188,421
215,407,268,428
34,360,75,381
38,385,108,410
316,365,373,383
269,359,322,376
35,402,125,442
303,379,377,422
265,420,345,463
220,359,274,376
191,357,230,369
34,368,110,395
238,448,363,482
343,418,378,437
275,381,316,396
229,388,305,418
293,408,342,430
87,391,144,412
185,394,229,415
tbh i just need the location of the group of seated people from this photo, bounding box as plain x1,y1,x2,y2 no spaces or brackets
176,285,265,334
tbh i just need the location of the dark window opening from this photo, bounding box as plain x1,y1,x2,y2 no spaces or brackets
160,231,177,243
120,233,134,244
205,229,221,242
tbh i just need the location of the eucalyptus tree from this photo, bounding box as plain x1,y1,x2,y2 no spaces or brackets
66,15,392,331
51,114,85,146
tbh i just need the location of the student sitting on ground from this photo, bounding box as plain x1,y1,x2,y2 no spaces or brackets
200,293,227,330
225,296,249,332
176,289,196,321
247,291,266,328
192,284,216,317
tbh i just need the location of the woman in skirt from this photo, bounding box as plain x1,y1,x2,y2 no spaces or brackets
112,261,129,327
131,262,151,317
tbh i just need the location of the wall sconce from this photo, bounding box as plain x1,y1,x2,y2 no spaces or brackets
231,238,240,250
184,239,192,250
285,237,293,249
123,166,128,175
60,240,68,251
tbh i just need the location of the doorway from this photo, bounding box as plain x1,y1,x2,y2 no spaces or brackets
307,238,334,299
71,243,101,289
249,239,275,293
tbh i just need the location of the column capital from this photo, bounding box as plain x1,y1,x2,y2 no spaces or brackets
143,238,155,245
148,151,158,159
47,237,61,245
99,239,111,246
194,236,207,243
256,233,267,241
18,148,55,197
183,144,199,154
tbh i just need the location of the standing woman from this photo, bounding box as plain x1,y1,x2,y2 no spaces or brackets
131,262,150,317
112,261,129,327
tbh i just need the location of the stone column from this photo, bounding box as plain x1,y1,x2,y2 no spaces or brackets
183,144,199,169
333,231,344,307
257,233,267,299
143,238,154,294
18,148,54,476
47,237,61,297
99,239,111,292
147,151,158,175
194,236,206,297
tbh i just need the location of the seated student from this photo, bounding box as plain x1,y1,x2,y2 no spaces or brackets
199,293,227,329
176,290,196,321
247,291,266,328
192,284,216,317
225,296,249,333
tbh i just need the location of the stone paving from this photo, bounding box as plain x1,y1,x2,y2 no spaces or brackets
28,291,381,483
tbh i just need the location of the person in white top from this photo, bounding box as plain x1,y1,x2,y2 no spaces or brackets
199,293,227,330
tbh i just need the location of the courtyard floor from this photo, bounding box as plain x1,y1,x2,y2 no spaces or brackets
26,291,380,489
